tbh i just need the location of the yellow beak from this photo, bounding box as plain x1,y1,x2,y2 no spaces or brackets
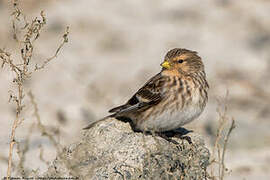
161,61,171,69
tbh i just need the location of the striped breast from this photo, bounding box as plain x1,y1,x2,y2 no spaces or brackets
135,71,208,132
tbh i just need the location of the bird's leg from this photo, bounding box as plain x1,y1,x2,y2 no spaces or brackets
161,127,193,144
153,131,178,144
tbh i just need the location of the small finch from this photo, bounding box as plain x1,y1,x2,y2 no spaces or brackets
84,48,209,132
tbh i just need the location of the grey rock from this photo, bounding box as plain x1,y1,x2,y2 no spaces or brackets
44,118,210,179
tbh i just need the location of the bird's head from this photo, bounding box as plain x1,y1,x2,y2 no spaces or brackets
160,48,204,75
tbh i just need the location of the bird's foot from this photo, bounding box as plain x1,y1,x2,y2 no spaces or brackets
156,132,179,144
159,127,193,144
173,134,192,144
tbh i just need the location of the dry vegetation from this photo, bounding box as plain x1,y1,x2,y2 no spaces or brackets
208,93,236,180
0,1,236,179
0,0,68,178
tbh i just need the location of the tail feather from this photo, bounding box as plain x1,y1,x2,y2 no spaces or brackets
108,104,129,113
83,114,116,130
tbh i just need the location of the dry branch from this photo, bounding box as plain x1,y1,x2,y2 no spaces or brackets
208,93,236,180
1,1,69,179
28,91,62,152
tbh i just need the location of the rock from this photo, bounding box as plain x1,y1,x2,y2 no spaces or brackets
44,118,210,179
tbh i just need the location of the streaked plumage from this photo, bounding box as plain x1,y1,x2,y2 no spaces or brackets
84,48,209,132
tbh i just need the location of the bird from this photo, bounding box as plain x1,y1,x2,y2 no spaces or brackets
83,48,209,133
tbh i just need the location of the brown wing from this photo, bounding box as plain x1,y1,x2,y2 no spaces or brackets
108,73,167,116
83,73,167,130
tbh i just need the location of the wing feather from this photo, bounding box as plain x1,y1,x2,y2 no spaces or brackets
108,73,166,116
84,73,167,130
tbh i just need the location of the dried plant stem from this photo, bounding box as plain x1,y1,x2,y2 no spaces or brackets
220,119,235,180
210,111,226,178
209,93,236,180
39,145,50,166
16,122,34,176
1,1,69,178
28,91,61,152
7,130,16,179
7,78,24,179
35,26,69,71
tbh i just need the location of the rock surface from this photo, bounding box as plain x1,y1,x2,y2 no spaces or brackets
45,118,210,179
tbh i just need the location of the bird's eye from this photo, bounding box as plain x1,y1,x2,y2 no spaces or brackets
178,60,184,63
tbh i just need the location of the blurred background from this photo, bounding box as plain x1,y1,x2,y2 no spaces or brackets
0,0,270,179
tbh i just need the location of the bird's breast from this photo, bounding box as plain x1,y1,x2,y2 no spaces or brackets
136,86,206,132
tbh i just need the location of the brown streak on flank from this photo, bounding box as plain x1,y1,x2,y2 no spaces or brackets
193,78,199,88
137,110,147,125
155,100,166,116
175,101,180,111
143,107,155,121
199,87,204,105
196,74,204,90
161,96,172,113
205,79,209,89
173,77,180,112
168,95,176,115
181,93,185,109
178,79,185,108
183,79,192,106
203,88,208,101
198,74,204,85
197,74,204,88
172,90,178,102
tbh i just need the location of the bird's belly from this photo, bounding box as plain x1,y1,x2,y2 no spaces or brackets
137,101,203,132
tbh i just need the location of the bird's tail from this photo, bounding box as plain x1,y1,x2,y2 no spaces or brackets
82,114,116,130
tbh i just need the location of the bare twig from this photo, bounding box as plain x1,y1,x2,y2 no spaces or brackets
6,65,24,180
35,26,69,71
39,145,50,166
208,91,236,180
28,91,62,152
220,118,235,180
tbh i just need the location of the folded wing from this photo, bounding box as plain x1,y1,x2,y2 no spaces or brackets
109,73,166,117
